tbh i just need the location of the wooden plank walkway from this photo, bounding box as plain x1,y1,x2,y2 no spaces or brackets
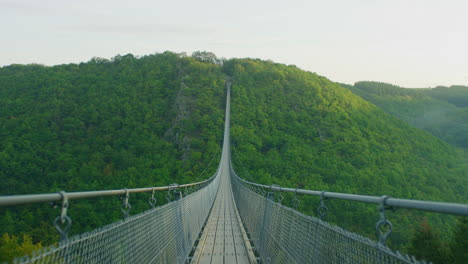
192,157,255,264
192,81,255,263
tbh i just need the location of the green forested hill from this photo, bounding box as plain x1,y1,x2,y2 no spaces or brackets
345,81,468,149
0,52,225,247
225,59,467,251
1,54,467,261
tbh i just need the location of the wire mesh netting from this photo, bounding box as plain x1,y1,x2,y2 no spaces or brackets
14,176,219,264
230,168,425,264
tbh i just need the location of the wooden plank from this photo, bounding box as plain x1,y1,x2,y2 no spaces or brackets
224,197,237,263
211,192,225,263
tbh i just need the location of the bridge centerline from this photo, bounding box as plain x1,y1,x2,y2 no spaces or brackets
192,81,256,264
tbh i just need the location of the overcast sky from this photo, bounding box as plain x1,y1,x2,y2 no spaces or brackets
1,0,467,87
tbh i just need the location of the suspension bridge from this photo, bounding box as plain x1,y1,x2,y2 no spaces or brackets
1,84,467,264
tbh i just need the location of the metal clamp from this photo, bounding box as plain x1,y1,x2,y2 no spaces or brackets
267,185,278,201
121,189,131,219
317,191,328,220
255,185,265,197
166,186,173,202
276,193,284,204
257,186,265,197
256,186,263,196
292,188,301,210
149,187,157,208
54,191,72,241
167,183,180,202
376,196,393,245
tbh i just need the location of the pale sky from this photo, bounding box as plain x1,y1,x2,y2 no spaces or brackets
1,0,467,87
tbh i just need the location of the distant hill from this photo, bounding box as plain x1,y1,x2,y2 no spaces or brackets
343,81,468,149
225,59,467,249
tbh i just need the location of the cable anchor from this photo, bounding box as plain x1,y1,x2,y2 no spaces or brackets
267,184,278,201
317,191,328,220
53,191,72,242
121,188,131,219
167,183,181,202
276,189,284,204
292,188,301,210
376,195,393,245
149,187,157,208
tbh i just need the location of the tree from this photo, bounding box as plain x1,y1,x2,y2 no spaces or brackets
407,218,450,263
0,233,43,263
449,217,468,263
191,51,222,65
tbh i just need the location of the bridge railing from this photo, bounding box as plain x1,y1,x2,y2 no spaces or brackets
0,176,216,207
1,169,220,264
234,175,468,217
230,159,467,264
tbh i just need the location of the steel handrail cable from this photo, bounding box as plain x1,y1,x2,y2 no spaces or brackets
229,159,424,264
10,165,221,264
0,172,218,207
232,166,468,216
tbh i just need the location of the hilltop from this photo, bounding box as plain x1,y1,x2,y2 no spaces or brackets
343,81,468,150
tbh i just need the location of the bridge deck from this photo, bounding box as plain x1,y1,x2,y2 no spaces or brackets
192,81,255,264
192,164,255,264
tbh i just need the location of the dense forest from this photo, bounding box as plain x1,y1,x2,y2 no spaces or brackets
344,81,468,150
0,52,467,263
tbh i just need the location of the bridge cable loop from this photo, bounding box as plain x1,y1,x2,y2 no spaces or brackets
173,183,181,200
251,184,258,194
257,186,263,196
267,184,277,201
269,184,284,204
253,185,261,196
149,187,157,208
252,184,260,196
167,183,180,202
121,188,131,219
53,191,72,242
317,191,329,220
252,184,261,195
276,190,284,204
292,188,301,210
376,195,393,245
166,186,173,202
